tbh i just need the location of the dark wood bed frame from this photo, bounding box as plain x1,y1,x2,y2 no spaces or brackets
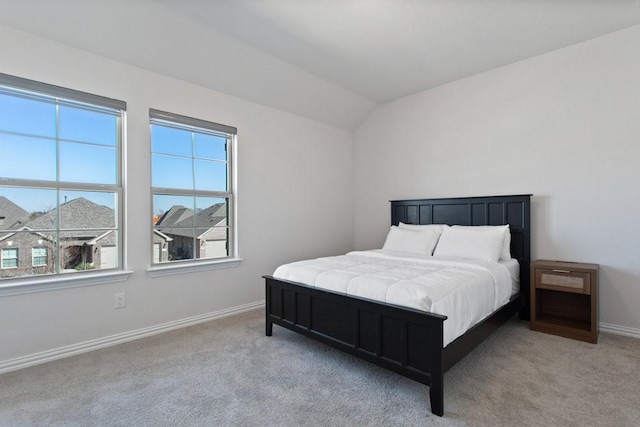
264,194,531,416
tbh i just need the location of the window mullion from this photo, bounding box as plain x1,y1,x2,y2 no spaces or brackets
55,101,61,274
151,188,231,198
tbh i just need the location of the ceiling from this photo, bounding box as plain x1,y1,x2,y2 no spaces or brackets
1,0,639,130
158,0,640,103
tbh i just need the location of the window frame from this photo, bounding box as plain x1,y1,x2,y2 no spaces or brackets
32,247,48,267
148,109,239,273
1,248,18,269
0,73,130,289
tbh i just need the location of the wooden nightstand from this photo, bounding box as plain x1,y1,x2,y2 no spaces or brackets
530,260,599,343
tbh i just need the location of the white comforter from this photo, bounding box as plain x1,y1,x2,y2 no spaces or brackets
273,250,513,346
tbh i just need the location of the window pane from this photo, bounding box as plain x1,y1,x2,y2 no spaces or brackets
151,125,192,157
59,141,117,185
195,197,227,218
59,229,116,271
194,159,227,192
194,198,228,259
152,154,193,190
164,231,195,261
33,248,47,256
194,133,227,161
0,187,57,231
0,229,56,278
197,227,228,259
98,244,118,270
152,197,229,263
59,105,117,146
153,194,195,263
1,248,18,269
153,194,194,226
2,259,17,269
5,188,118,274
1,231,57,278
58,191,117,229
59,233,91,271
0,134,56,181
0,92,55,137
32,248,48,266
195,197,227,231
156,207,194,231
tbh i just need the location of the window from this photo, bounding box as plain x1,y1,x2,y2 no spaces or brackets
1,248,18,269
32,247,47,267
150,109,236,265
0,73,125,280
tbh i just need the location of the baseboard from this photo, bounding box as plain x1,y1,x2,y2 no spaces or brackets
0,300,265,375
3,305,634,376
600,322,640,340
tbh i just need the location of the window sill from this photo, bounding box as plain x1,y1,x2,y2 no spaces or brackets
0,270,133,297
146,257,243,278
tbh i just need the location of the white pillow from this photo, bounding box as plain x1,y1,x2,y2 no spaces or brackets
433,227,505,262
452,225,511,260
398,222,449,232
382,226,441,256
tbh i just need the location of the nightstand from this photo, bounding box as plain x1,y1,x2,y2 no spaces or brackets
530,260,599,343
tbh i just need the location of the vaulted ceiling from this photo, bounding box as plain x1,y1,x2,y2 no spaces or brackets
1,0,639,130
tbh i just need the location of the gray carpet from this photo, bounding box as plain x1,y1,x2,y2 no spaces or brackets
1,309,639,426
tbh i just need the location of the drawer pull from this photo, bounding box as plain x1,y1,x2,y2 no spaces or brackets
552,269,571,274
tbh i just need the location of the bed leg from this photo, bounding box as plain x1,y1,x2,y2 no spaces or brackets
265,280,273,336
430,375,444,416
266,318,273,337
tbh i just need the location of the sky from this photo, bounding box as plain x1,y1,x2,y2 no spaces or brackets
0,90,229,216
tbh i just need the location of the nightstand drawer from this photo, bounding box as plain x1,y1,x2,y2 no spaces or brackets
535,269,590,294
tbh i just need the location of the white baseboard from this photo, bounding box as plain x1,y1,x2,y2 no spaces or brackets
600,322,640,340
0,300,265,375
2,304,635,376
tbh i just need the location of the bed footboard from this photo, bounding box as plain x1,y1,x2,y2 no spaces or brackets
264,276,447,416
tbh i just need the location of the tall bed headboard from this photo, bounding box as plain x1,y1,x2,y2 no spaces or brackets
390,194,532,319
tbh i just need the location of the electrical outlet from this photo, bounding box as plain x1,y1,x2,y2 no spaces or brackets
114,292,126,309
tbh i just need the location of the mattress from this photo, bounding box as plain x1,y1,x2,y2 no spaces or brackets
273,250,518,346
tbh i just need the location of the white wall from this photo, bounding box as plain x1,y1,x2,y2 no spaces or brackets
0,25,354,363
354,26,640,333
2,20,639,368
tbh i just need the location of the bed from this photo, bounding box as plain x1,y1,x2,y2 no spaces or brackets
263,194,531,416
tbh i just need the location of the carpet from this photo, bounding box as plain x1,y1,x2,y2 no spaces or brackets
0,309,639,426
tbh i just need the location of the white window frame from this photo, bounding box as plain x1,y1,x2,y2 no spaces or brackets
32,247,47,267
148,109,240,276
0,73,131,295
1,248,18,269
